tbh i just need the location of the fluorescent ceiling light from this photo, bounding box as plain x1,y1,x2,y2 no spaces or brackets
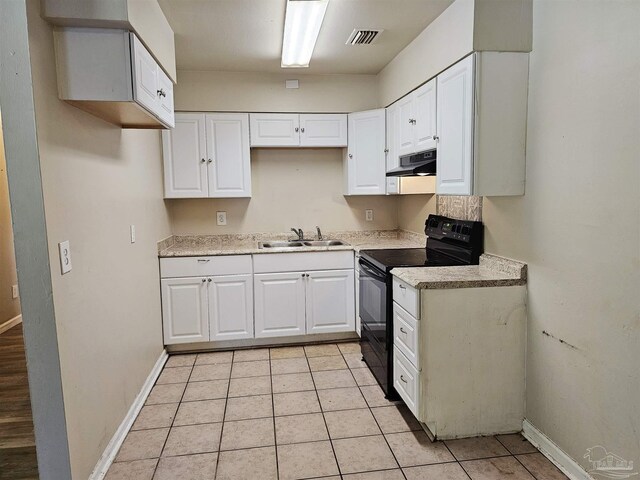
281,0,329,68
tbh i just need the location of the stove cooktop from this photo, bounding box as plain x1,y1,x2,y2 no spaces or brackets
359,248,463,273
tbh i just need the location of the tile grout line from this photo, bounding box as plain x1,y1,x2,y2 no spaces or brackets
341,347,409,480
268,349,280,480
303,346,343,479
494,435,542,480
212,351,235,479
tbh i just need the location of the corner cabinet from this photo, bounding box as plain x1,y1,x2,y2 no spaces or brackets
53,29,174,129
436,53,529,196
162,113,251,198
249,113,347,147
345,109,387,195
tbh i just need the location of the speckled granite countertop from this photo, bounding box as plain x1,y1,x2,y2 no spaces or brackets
158,230,425,257
391,253,527,289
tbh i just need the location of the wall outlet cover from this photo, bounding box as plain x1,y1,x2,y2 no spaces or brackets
58,240,72,274
11,285,18,299
365,209,374,222
130,224,136,243
216,211,227,226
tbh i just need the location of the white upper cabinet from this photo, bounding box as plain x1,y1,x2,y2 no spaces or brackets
397,79,437,157
205,114,252,197
436,55,474,195
162,114,208,198
249,113,347,147
385,103,399,195
299,114,347,147
345,109,387,196
306,269,355,334
250,114,300,147
53,29,174,128
163,113,251,198
436,53,529,196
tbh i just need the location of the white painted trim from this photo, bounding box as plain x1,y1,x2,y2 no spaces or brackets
89,349,168,480
0,314,22,335
522,419,594,480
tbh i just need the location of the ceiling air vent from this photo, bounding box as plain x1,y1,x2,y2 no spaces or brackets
346,29,383,45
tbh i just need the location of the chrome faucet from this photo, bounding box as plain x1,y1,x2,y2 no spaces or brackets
291,228,303,240
316,226,323,240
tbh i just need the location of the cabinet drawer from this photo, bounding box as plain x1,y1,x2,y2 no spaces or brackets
160,255,252,278
393,349,420,416
393,302,419,367
392,277,419,318
253,251,354,274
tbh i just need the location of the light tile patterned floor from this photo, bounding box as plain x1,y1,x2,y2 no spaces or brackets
106,342,568,480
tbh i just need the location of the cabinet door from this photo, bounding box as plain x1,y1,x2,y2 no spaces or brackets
131,34,158,115
156,67,175,128
413,79,437,152
299,114,347,147
254,272,306,338
162,114,208,198
209,275,253,341
249,113,300,147
346,109,386,195
385,103,400,195
437,55,474,195
306,269,355,334
397,94,415,157
205,113,251,198
161,277,209,345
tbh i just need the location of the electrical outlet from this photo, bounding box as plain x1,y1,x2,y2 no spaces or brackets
216,211,227,226
130,225,136,243
11,285,18,299
365,209,374,222
58,240,72,274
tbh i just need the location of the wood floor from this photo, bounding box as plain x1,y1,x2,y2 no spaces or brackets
0,323,38,479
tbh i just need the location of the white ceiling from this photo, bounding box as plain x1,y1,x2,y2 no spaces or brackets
158,0,454,75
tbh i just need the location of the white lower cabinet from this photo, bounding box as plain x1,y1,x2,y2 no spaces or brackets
209,275,253,341
161,277,209,345
306,269,355,334
254,272,306,338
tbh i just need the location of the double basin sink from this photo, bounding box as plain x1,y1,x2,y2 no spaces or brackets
259,240,348,249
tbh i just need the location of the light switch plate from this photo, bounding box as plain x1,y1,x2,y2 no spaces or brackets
58,240,72,274
365,209,374,222
11,285,18,299
216,211,227,226
130,225,136,243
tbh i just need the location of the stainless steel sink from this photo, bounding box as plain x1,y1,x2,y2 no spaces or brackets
303,240,347,247
258,241,305,249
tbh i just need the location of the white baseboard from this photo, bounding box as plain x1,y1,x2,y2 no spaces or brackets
0,314,22,335
89,349,168,480
522,419,594,480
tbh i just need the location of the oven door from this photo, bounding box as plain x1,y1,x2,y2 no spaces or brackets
358,258,388,350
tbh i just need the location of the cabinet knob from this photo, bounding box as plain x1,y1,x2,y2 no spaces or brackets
348,154,353,159
207,278,212,282
301,273,305,278
201,278,206,283
433,135,439,141
295,127,299,132
301,127,305,133
400,375,408,383
384,149,389,154
400,327,407,334
201,158,206,163
408,119,413,124
208,158,213,164
157,89,166,98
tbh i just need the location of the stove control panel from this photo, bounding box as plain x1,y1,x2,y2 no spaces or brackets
425,214,483,244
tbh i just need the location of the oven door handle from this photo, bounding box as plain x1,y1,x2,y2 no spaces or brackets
359,260,387,281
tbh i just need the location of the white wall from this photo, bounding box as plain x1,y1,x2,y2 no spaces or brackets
27,1,172,477
174,70,378,113
168,148,399,235
483,0,640,470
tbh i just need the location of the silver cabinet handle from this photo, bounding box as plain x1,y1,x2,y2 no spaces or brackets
301,273,305,278
408,119,413,124
157,89,166,98
399,284,406,290
301,127,305,133
348,154,353,159
197,259,210,263
400,327,407,334
384,149,389,154
400,375,408,383
208,158,213,164
201,278,206,283
201,158,206,163
433,135,439,141
295,127,299,132
207,278,212,282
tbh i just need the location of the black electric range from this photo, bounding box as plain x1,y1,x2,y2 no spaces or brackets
358,214,484,398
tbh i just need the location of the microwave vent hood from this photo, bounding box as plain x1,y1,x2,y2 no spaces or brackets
386,149,437,177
